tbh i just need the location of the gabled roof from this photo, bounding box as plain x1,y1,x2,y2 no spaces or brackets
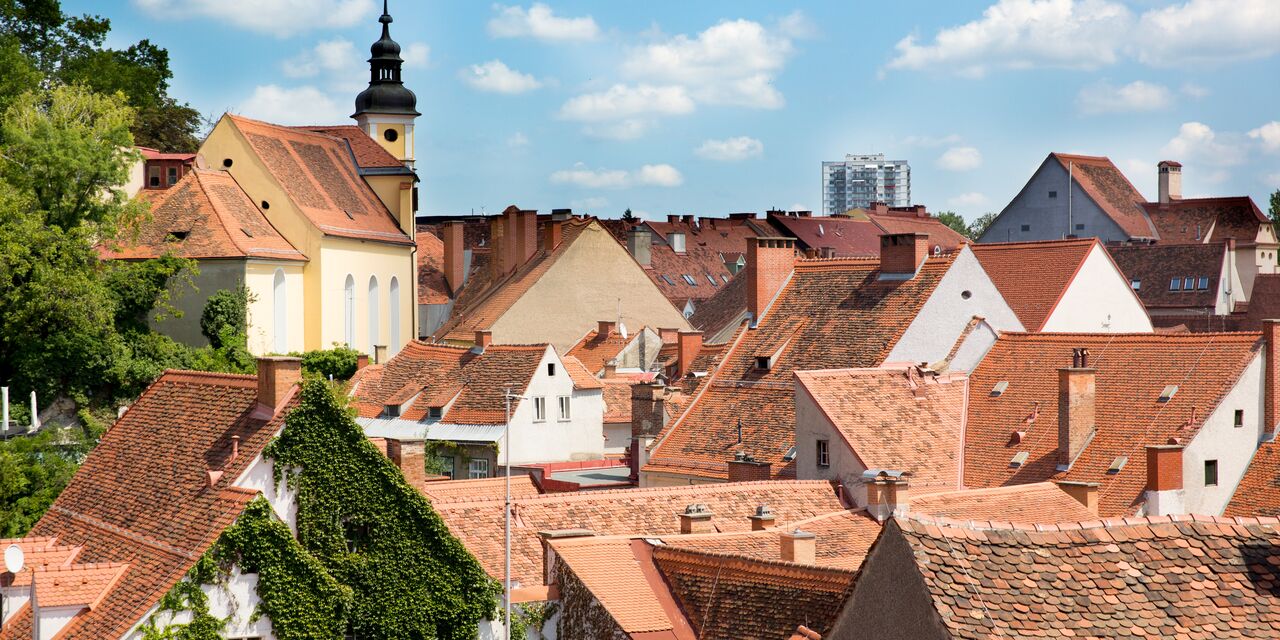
600,378,634,423
562,355,605,390
603,216,768,304
645,254,958,481
1143,196,1269,244
848,514,1280,639
138,146,196,162
224,114,412,245
0,370,293,639
565,327,634,375
795,366,968,493
1050,153,1156,239
869,209,970,249
106,169,305,262
687,267,749,339
418,474,542,504
766,214,882,257
970,238,1099,330
964,332,1261,516
1225,440,1280,517
1243,275,1280,330
431,480,845,587
908,482,1096,523
415,227,450,304
294,125,409,170
660,509,883,572
1107,242,1226,309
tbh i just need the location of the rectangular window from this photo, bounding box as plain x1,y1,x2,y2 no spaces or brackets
1075,223,1085,231
167,166,178,185
1048,190,1057,198
558,395,571,421
547,363,556,376
1131,279,1141,290
682,274,698,286
427,407,443,420
436,456,455,479
1197,277,1209,290
148,165,161,187
1204,460,1218,486
816,440,830,467
1169,278,1181,291
533,397,546,422
1020,224,1031,232
1183,277,1195,290
1234,409,1244,428
468,459,490,479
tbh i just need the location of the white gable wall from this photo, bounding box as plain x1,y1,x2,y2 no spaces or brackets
1041,244,1152,333
1180,352,1265,515
505,346,606,465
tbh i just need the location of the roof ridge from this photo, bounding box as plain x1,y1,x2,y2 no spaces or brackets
433,479,837,509
971,238,1097,249
898,511,1280,534
999,330,1263,341
158,369,259,386
651,544,855,581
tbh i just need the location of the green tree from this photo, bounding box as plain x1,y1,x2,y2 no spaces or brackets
1268,189,1279,236
934,210,968,237
622,207,637,222
967,212,998,239
200,286,250,349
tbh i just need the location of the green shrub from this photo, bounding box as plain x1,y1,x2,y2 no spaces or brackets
300,344,362,381
200,286,249,348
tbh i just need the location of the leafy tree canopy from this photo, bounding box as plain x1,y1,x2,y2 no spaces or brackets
967,212,998,239
934,210,969,238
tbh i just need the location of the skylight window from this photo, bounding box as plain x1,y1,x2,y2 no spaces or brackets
1130,279,1140,290
783,446,797,462
990,381,1008,397
1107,456,1128,474
1009,451,1029,468
661,275,676,285
1169,278,1181,291
682,274,698,286
1197,277,1209,290
1158,385,1178,403
721,275,730,284
707,274,718,286
1183,277,1195,290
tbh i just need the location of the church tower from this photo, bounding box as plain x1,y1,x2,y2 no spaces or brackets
353,0,419,168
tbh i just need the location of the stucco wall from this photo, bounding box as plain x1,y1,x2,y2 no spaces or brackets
980,159,1130,243
1041,245,1153,333
640,471,720,488
503,347,606,464
150,258,246,349
490,224,691,352
320,237,415,357
825,523,950,640
1181,352,1265,515
794,382,871,505
244,260,306,355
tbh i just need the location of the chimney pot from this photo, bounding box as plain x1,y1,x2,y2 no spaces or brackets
865,475,910,522
544,219,563,252
675,330,703,379
475,329,493,351
727,451,772,482
746,237,796,325
749,504,776,531
1158,160,1183,204
779,529,816,564
387,439,427,488
255,357,301,417
231,434,240,461
598,320,616,339
1058,355,1097,470
443,221,465,296
627,226,652,266
1145,444,1185,516
357,354,369,370
678,503,714,534
879,233,929,276
374,344,388,365
517,211,538,265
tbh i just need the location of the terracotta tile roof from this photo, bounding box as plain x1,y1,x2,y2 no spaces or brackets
0,537,81,587
562,355,605,390
138,146,196,162
909,482,1097,523
687,267,749,339
432,480,845,587
600,378,634,423
868,210,969,249
795,366,968,493
552,537,683,634
294,125,408,170
653,545,855,640
1108,242,1225,309
226,115,412,245
766,214,882,257
105,169,305,262
846,514,1280,639
645,255,957,481
1225,440,1280,517
662,509,883,572
970,238,1098,331
32,562,130,609
0,369,294,639
1144,196,1270,244
1242,275,1280,331
415,227,450,304
604,217,768,305
964,332,1261,516
1051,153,1157,240
565,329,632,375
418,474,542,504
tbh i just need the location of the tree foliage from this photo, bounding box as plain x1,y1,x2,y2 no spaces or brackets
1268,189,1279,236
934,210,969,238
967,212,998,239
300,344,363,380
200,286,249,348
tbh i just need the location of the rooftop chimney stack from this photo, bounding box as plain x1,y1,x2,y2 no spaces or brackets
1144,444,1185,516
749,505,776,531
746,237,796,326
255,356,302,418
879,233,929,278
1264,319,1280,437
544,219,562,252
780,529,816,564
866,475,911,522
443,221,465,296
1057,348,1096,471
1158,161,1182,204
474,329,493,352
598,320,616,339
678,503,714,534
627,226,652,266
1055,480,1099,515
675,330,703,379
517,210,537,265
374,344,387,365
629,382,667,482
500,206,519,276
357,353,369,371
387,438,427,488
726,450,772,482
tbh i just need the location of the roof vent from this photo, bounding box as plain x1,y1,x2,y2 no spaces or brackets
1107,456,1128,474
782,446,797,462
1010,430,1026,445
1009,451,1029,468
990,381,1008,397
1158,385,1178,403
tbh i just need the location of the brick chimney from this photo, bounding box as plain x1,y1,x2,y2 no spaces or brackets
357,353,369,370
598,320,616,339
678,503,714,534
628,226,652,267
1055,480,1099,515
780,529,816,564
657,327,678,345
387,439,426,488
675,330,703,379
879,233,929,277
746,237,796,326
443,221,465,296
1158,160,1182,204
1144,444,1184,516
1265,320,1280,437
517,210,538,265
544,219,562,252
474,329,493,352
255,356,301,418
749,505,775,531
865,475,910,522
727,451,771,482
1057,348,1096,471
630,382,667,481
500,206,519,276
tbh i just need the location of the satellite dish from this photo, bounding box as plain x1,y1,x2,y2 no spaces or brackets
618,322,629,340
4,543,24,574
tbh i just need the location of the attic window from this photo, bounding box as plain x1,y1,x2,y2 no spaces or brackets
783,446,797,462
1108,456,1128,474
1048,190,1057,199
1075,223,1085,231
682,275,698,286
383,404,401,418
384,129,398,142
661,275,676,286
222,158,233,168
166,230,189,242
707,274,719,286
990,381,1008,397
721,275,730,284
1009,451,1029,468
548,363,556,376
961,290,972,300
1197,277,1209,290
344,210,355,220
1131,279,1141,290
755,356,772,370
242,227,254,238
817,223,825,237
1020,224,1031,232
1169,278,1181,291
1158,385,1178,403
428,407,443,420
261,200,270,210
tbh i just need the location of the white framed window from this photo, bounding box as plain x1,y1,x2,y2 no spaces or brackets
533,397,546,422
343,274,356,346
817,439,830,467
273,268,287,353
469,459,490,479
558,396,571,421
389,276,400,355
368,275,380,354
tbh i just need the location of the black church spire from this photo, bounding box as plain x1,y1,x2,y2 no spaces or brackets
353,0,419,117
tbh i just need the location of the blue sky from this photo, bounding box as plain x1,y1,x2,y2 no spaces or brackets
73,0,1280,220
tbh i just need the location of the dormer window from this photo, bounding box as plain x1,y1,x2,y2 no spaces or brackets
755,356,772,370
670,232,686,253
427,407,442,420
382,404,401,418
1131,279,1141,290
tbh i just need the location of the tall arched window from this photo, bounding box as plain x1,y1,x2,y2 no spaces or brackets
368,275,380,354
343,274,355,347
389,276,400,355
273,269,287,353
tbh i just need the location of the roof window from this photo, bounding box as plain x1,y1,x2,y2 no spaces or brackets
1182,277,1194,290
427,407,443,420
1197,277,1209,290
783,446,797,462
1009,451,1029,468
1158,385,1178,403
706,274,718,286
721,275,730,284
682,274,698,286
1131,279,1140,290
661,275,676,286
1169,278,1181,291
166,230,189,242
990,381,1008,397
755,355,773,370
1107,456,1128,474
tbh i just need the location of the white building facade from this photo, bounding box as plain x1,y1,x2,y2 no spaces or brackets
822,153,911,215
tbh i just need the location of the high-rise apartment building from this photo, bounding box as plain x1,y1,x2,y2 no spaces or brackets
821,154,911,215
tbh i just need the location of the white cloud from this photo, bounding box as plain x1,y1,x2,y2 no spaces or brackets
1133,0,1280,65
284,37,428,92
571,196,609,211
1161,122,1247,166
900,134,963,147
460,60,542,94
403,43,431,67
550,163,683,189
777,11,818,39
488,3,600,41
886,0,1132,77
133,0,372,36
507,132,530,148
559,83,694,139
938,146,983,171
695,136,764,162
1181,82,1209,98
582,120,652,141
788,203,810,213
237,85,346,125
948,192,989,207
1249,122,1280,154
1076,80,1171,115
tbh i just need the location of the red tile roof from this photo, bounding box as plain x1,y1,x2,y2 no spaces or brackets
562,355,605,390
766,214,882,257
600,378,634,423
661,509,883,572
970,238,1100,331
838,514,1280,639
0,370,294,639
645,255,957,481
795,366,968,493
294,125,408,170
565,328,633,375
138,147,196,162
105,169,305,261
415,227,451,304
32,562,130,609
909,482,1097,523
604,217,769,305
226,115,412,245
1242,275,1280,331
687,267,749,339
1108,242,1226,310
1051,153,1157,240
552,537,685,635
869,210,969,249
418,474,542,504
1225,440,1280,517
1144,196,1270,244
964,332,1261,516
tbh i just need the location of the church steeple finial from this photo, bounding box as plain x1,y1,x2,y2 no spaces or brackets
352,0,419,118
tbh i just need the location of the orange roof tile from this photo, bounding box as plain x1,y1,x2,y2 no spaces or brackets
106,169,305,261
661,509,883,572
908,482,1097,523
600,378,634,423
32,562,129,609
561,355,604,390
970,238,1097,331
552,537,682,634
1143,196,1269,244
964,332,1261,516
1051,153,1157,240
645,255,957,481
869,210,969,249
615,217,769,304
565,329,632,375
226,115,412,245
415,228,450,304
294,125,408,170
1225,440,1280,517
418,474,542,504
687,266,749,338
795,366,968,493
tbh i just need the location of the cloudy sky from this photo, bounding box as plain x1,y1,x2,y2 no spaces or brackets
78,0,1280,220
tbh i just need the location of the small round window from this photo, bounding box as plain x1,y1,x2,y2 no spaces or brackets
222,158,233,168
261,201,270,210
383,129,399,142
961,290,972,300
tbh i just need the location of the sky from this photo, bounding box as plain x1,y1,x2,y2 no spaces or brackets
71,0,1280,221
